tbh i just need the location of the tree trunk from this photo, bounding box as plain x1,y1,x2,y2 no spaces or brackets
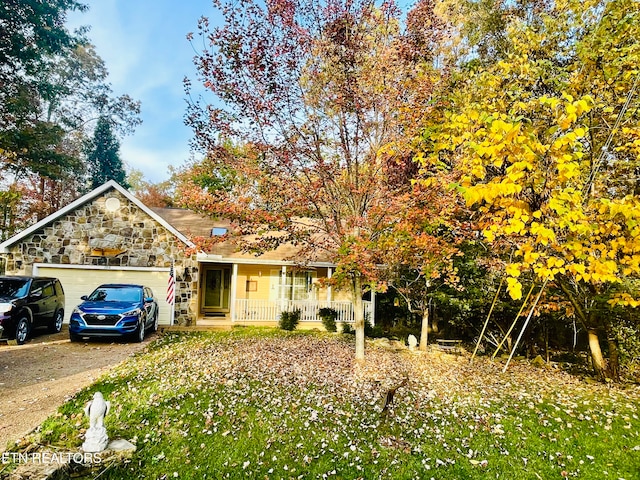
419,307,429,351
607,336,620,381
587,329,607,381
431,308,439,333
558,279,612,381
353,274,365,361
603,318,620,381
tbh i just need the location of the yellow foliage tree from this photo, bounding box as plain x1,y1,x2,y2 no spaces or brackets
422,0,640,380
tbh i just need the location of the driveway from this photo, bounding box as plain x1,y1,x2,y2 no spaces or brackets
0,326,154,452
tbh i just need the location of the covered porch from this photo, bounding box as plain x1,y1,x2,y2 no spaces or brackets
194,257,375,327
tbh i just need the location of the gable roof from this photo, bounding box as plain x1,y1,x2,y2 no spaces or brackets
151,207,229,238
151,207,335,267
0,181,335,267
0,180,196,253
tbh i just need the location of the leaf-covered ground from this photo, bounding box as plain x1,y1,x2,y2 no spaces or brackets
27,329,640,479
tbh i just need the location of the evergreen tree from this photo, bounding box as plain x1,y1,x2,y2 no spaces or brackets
85,116,129,189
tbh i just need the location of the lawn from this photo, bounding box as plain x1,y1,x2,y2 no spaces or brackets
12,328,640,479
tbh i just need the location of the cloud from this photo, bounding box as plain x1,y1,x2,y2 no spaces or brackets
121,141,191,183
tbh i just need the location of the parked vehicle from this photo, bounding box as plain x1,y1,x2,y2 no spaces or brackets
69,284,158,342
0,276,66,344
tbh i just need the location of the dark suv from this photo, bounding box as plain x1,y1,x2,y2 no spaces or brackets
0,276,66,344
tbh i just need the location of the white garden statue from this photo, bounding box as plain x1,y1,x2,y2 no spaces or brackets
407,334,418,351
82,391,111,452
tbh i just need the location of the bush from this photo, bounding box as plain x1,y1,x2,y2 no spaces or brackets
365,319,384,338
340,319,383,337
341,322,354,334
278,309,301,331
318,307,338,332
613,318,640,381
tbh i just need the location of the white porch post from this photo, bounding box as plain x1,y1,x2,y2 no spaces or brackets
370,289,376,326
280,265,287,313
230,263,238,322
327,267,333,306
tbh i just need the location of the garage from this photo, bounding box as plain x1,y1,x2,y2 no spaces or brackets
33,264,173,326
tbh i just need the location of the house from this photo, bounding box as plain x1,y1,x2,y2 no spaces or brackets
0,180,374,328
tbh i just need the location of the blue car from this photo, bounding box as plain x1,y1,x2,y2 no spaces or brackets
69,284,158,342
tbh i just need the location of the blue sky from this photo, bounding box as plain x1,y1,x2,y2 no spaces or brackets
66,0,217,183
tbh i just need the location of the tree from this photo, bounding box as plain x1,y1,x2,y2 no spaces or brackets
0,1,140,233
184,0,438,359
434,0,554,66
0,0,86,170
85,116,129,189
0,185,23,241
378,166,466,350
129,169,176,208
421,0,640,380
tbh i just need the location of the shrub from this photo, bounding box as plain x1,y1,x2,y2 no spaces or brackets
341,322,354,334
279,309,301,331
318,307,338,332
365,319,384,338
340,319,383,337
613,318,640,381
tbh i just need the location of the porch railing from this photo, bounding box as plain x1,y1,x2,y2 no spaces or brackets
234,299,374,324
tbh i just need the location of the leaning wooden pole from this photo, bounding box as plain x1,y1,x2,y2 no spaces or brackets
502,278,549,373
491,283,536,361
470,277,504,363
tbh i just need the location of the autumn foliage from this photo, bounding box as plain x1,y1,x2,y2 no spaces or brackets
179,0,640,375
184,0,445,359
418,0,640,379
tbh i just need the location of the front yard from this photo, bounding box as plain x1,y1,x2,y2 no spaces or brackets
5,328,640,479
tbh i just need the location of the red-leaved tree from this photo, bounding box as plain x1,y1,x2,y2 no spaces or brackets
183,0,442,358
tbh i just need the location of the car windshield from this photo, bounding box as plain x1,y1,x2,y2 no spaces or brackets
0,279,29,299
87,287,142,303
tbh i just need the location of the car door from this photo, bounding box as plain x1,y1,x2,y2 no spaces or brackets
29,280,55,326
143,287,156,327
40,281,57,325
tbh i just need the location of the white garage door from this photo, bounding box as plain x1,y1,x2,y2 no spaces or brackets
33,265,173,326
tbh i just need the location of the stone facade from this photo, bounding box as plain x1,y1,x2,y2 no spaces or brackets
2,190,198,325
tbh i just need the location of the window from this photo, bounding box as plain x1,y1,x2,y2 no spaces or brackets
0,279,29,298
210,227,228,237
31,280,54,298
279,270,317,301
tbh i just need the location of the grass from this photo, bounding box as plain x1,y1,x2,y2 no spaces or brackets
7,328,640,479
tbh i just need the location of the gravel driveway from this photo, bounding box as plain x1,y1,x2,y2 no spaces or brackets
0,326,154,452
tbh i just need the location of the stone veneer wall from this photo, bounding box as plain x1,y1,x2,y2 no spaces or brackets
2,190,198,325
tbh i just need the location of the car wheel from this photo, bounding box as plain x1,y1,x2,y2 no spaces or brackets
135,319,145,343
15,316,30,345
151,310,159,333
49,310,64,333
69,332,81,342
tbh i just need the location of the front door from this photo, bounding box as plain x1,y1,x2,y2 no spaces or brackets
201,267,231,315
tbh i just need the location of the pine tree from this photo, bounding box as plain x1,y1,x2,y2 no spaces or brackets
86,116,129,189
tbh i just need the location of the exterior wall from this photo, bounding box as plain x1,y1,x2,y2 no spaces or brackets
2,189,198,325
235,264,272,301
233,265,351,302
